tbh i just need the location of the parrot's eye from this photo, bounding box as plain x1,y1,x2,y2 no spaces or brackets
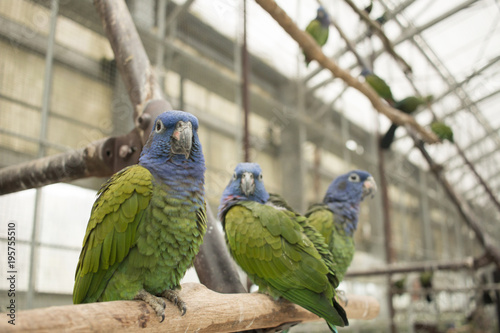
155,120,165,133
258,174,263,181
348,173,360,182
232,172,237,180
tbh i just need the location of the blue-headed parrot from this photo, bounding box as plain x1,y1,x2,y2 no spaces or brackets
218,163,348,332
305,170,376,282
304,7,330,66
73,110,207,321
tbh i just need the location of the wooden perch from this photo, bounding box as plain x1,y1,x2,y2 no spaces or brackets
254,0,438,144
1,283,379,332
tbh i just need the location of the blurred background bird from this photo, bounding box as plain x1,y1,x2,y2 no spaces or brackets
304,6,330,66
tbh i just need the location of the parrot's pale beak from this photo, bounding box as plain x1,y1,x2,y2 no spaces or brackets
171,121,193,159
241,172,255,197
362,176,377,199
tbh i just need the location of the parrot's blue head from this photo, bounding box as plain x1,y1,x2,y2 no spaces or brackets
221,163,270,205
360,67,372,77
324,170,376,204
139,111,205,179
316,6,330,26
323,170,376,234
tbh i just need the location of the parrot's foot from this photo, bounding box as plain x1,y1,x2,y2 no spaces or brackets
134,289,166,322
336,289,348,306
162,289,187,316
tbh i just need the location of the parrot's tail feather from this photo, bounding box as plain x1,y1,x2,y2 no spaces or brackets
333,298,349,326
328,322,339,333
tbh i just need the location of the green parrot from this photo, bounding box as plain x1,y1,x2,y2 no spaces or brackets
73,111,207,321
381,95,433,149
392,276,407,296
419,271,434,302
361,68,395,105
364,0,373,15
431,121,454,143
305,170,377,282
218,163,348,332
304,7,330,66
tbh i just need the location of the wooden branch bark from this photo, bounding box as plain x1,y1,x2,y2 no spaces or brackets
0,139,114,195
254,0,439,144
342,0,412,74
193,205,247,294
0,283,380,332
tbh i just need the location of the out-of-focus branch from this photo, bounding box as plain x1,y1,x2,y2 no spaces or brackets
254,0,438,144
194,205,247,294
342,0,412,74
412,135,500,269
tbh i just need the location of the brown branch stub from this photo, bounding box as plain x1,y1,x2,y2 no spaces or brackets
254,0,438,144
1,283,380,332
0,139,114,195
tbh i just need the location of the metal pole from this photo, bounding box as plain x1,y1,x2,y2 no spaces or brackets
27,0,59,309
242,0,250,162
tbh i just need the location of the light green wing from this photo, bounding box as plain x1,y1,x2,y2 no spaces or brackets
73,165,153,304
306,19,329,46
268,194,340,288
306,204,355,282
224,201,347,327
306,203,336,249
365,74,394,103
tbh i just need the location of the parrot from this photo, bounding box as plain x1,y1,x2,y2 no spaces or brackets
392,275,407,296
361,68,395,105
431,121,454,143
380,95,433,149
73,110,207,322
305,170,377,282
218,163,348,332
364,0,373,15
419,270,434,303
304,7,330,66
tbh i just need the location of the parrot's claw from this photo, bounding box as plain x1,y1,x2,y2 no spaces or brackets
162,289,187,316
134,289,167,322
336,289,348,306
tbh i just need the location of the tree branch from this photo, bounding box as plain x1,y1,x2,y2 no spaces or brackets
0,283,379,332
412,136,500,269
254,0,438,144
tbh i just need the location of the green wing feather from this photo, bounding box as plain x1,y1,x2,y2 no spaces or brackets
225,201,347,327
268,193,339,287
306,20,329,47
431,121,454,143
306,204,355,282
73,165,153,304
365,74,394,104
304,19,329,65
